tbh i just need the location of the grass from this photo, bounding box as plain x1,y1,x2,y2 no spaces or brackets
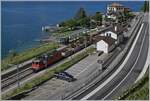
1,42,59,71
117,73,149,100
126,80,149,100
2,47,95,100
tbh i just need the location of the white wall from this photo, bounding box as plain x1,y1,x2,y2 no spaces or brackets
96,40,108,53
104,31,117,40
107,15,116,20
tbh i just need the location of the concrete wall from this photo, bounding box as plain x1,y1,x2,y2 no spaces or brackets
108,44,116,52
96,40,108,53
107,15,117,20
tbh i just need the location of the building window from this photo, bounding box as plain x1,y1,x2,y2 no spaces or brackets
109,33,111,37
107,33,109,36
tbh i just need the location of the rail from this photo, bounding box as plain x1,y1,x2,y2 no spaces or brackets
63,14,144,100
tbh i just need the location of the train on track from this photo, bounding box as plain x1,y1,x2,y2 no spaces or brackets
31,36,92,72
31,22,130,72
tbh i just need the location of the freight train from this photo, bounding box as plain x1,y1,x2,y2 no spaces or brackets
31,38,92,72
31,22,129,72
32,49,64,72
32,27,118,72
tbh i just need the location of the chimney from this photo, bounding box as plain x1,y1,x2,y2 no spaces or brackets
115,26,117,32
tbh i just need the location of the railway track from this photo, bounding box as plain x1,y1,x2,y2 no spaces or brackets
1,63,32,80
64,15,143,100
1,68,33,91
1,21,131,93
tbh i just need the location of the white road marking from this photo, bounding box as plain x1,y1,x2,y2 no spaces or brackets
75,59,98,77
135,24,149,83
103,23,147,99
81,23,144,100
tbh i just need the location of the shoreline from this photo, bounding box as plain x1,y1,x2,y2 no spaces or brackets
1,42,59,71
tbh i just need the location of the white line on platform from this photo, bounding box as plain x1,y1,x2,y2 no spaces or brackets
135,25,149,83
103,22,147,99
75,59,98,77
81,23,144,100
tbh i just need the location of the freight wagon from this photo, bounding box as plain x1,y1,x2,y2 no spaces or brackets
31,34,94,72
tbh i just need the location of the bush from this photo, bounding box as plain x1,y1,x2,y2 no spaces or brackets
118,73,149,100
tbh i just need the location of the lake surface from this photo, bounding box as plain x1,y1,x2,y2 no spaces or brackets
1,1,144,58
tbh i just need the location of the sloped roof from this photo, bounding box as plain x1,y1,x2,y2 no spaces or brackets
95,36,115,46
107,24,125,35
109,3,123,7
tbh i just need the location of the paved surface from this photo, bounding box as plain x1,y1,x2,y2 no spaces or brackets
66,53,110,78
70,13,142,100
1,45,93,95
20,14,140,100
135,13,150,82
104,13,149,100
85,13,149,100
22,50,114,100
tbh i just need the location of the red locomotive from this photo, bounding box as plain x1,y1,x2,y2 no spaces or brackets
31,35,93,72
32,49,64,72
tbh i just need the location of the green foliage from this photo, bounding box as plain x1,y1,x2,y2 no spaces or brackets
77,17,90,28
118,73,149,100
124,12,134,20
126,80,149,100
1,43,58,71
92,12,102,21
91,12,103,27
2,47,95,100
59,7,90,29
59,19,78,30
141,1,149,12
74,7,87,20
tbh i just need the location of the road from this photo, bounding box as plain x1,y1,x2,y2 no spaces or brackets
76,13,149,100
21,43,121,100
103,13,149,100
19,13,139,100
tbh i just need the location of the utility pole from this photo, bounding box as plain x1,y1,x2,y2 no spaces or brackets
17,64,20,88
9,63,20,88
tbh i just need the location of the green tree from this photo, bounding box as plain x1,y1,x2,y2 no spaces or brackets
59,19,78,30
77,17,90,28
141,1,149,12
124,12,134,20
92,12,102,21
65,19,78,29
74,7,87,20
92,12,102,26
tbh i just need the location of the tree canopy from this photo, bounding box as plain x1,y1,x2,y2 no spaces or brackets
141,1,149,12
59,7,104,30
92,12,102,22
74,7,87,20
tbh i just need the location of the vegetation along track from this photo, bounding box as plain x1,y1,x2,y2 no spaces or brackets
1,63,32,80
1,67,33,91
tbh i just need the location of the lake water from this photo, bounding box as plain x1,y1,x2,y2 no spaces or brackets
1,1,144,58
